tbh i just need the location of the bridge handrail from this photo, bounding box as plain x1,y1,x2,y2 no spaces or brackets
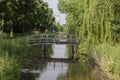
29,33,80,44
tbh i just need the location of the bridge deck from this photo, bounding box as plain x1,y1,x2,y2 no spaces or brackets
29,40,79,45
29,33,80,45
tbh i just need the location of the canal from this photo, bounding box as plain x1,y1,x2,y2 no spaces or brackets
20,45,109,80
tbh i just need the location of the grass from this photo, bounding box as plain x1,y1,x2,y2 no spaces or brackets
0,37,29,80
0,34,39,80
94,43,120,80
0,56,21,80
76,39,120,80
0,33,53,80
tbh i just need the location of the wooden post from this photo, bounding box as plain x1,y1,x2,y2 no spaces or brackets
43,45,46,59
71,45,75,60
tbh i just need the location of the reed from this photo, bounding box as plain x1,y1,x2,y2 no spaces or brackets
0,55,21,80
0,36,37,80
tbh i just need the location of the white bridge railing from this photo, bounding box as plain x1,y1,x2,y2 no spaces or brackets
29,33,80,45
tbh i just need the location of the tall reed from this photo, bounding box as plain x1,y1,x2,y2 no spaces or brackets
0,55,21,80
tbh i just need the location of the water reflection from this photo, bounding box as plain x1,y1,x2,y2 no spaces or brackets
21,45,68,80
58,63,110,80
52,45,67,58
20,73,38,80
21,45,109,80
37,62,68,80
37,45,68,80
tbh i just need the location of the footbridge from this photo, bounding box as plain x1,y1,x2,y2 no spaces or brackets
29,33,80,45
29,33,80,60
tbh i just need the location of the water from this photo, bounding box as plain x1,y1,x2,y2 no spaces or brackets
52,45,67,58
36,45,68,80
21,45,109,80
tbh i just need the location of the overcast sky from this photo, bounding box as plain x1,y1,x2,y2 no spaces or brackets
43,0,66,25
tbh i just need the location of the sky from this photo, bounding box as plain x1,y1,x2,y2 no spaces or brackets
43,0,66,25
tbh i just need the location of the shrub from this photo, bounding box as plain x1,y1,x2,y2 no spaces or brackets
0,56,21,80
94,43,120,80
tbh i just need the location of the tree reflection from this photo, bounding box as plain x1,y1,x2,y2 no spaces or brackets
20,73,39,80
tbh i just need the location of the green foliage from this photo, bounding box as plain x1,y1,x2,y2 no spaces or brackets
0,38,44,67
58,0,83,35
58,0,120,57
0,36,42,80
0,0,55,34
112,24,120,42
58,0,120,42
111,0,120,42
0,56,21,80
55,23,64,32
58,0,120,79
94,43,120,80
0,38,31,58
77,39,90,64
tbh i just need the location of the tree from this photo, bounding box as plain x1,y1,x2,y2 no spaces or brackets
111,0,120,42
58,0,120,43
58,0,84,35
0,0,55,37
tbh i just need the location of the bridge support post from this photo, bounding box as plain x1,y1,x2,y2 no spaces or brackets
71,45,75,60
43,45,46,59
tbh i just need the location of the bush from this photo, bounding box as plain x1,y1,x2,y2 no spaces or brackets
94,43,120,80
0,37,33,80
0,56,21,80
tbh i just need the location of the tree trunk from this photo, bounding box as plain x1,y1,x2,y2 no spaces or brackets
10,21,13,38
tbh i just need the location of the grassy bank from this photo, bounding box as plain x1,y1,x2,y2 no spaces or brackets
0,33,53,80
0,35,38,80
76,40,120,80
94,43,120,80
0,37,31,80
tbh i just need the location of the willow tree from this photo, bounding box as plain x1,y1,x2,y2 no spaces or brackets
81,0,114,44
58,0,84,35
58,0,119,60
59,0,118,43
111,0,120,42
